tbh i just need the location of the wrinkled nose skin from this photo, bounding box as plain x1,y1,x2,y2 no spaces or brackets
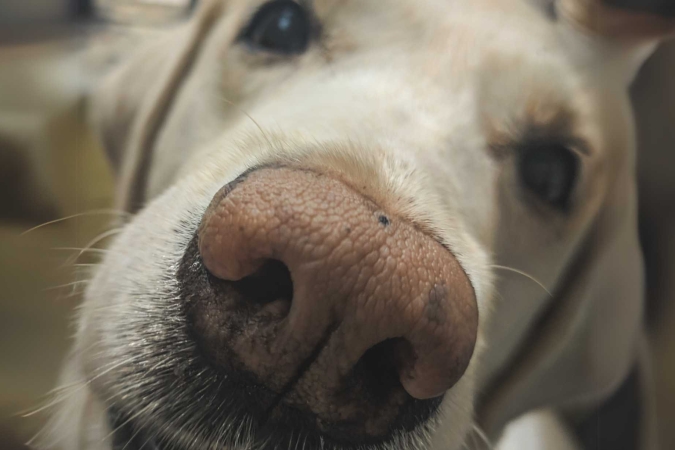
189,166,477,440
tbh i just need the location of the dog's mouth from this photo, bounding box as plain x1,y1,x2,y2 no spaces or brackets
107,298,442,450
104,238,445,450
108,391,442,450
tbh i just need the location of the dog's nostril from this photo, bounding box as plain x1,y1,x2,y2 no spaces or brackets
355,338,415,402
224,259,293,308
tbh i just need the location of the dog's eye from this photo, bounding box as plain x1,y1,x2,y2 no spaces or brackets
518,144,579,209
241,1,312,54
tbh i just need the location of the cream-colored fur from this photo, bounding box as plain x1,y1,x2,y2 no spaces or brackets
38,1,674,449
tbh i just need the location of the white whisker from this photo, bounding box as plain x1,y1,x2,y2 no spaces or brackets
20,209,130,236
489,264,552,297
63,228,125,267
22,353,144,418
471,423,493,450
43,279,90,292
220,96,280,153
53,247,111,255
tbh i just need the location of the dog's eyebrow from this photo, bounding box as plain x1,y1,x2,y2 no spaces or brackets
523,113,591,156
488,105,591,158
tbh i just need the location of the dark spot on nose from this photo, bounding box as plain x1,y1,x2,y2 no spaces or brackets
378,215,390,226
426,284,448,325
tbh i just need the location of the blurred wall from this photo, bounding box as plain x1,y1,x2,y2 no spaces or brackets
0,4,185,447
633,41,675,450
0,36,115,449
0,1,72,25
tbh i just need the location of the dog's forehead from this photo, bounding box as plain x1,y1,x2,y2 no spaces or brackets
314,0,557,54
216,0,584,130
220,0,583,120
222,0,557,52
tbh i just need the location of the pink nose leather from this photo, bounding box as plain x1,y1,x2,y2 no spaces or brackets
192,167,478,437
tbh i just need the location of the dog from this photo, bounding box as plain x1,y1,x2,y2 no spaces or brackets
38,1,675,449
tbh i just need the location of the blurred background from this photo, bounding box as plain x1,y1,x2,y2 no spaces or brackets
0,2,193,449
0,1,673,449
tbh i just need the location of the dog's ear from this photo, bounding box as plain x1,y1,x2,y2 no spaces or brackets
556,0,675,83
480,161,645,439
558,0,675,40
90,0,222,213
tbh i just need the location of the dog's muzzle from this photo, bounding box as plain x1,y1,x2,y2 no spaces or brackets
182,167,478,443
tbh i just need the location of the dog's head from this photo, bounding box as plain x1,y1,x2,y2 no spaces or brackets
46,1,674,449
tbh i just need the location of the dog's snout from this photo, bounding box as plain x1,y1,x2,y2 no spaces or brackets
191,167,477,437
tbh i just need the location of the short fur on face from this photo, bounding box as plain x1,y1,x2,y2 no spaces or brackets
37,1,674,449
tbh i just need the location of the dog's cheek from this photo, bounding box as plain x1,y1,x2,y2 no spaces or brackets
429,358,480,450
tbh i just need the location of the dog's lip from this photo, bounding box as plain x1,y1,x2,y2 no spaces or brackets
108,407,159,450
106,390,443,450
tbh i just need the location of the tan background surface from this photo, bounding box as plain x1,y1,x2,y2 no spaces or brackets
0,36,116,450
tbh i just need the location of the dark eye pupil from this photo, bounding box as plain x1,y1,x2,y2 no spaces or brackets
519,144,579,209
242,1,311,54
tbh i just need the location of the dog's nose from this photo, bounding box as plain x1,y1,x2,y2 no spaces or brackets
192,167,477,434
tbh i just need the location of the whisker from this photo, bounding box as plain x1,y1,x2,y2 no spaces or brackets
288,430,295,450
17,382,82,418
117,403,159,450
489,264,552,297
471,423,494,450
436,395,489,450
53,247,111,254
43,279,90,293
100,354,179,445
20,209,130,236
21,339,124,418
21,388,83,420
22,353,145,418
220,97,278,153
63,228,124,267
301,432,309,450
